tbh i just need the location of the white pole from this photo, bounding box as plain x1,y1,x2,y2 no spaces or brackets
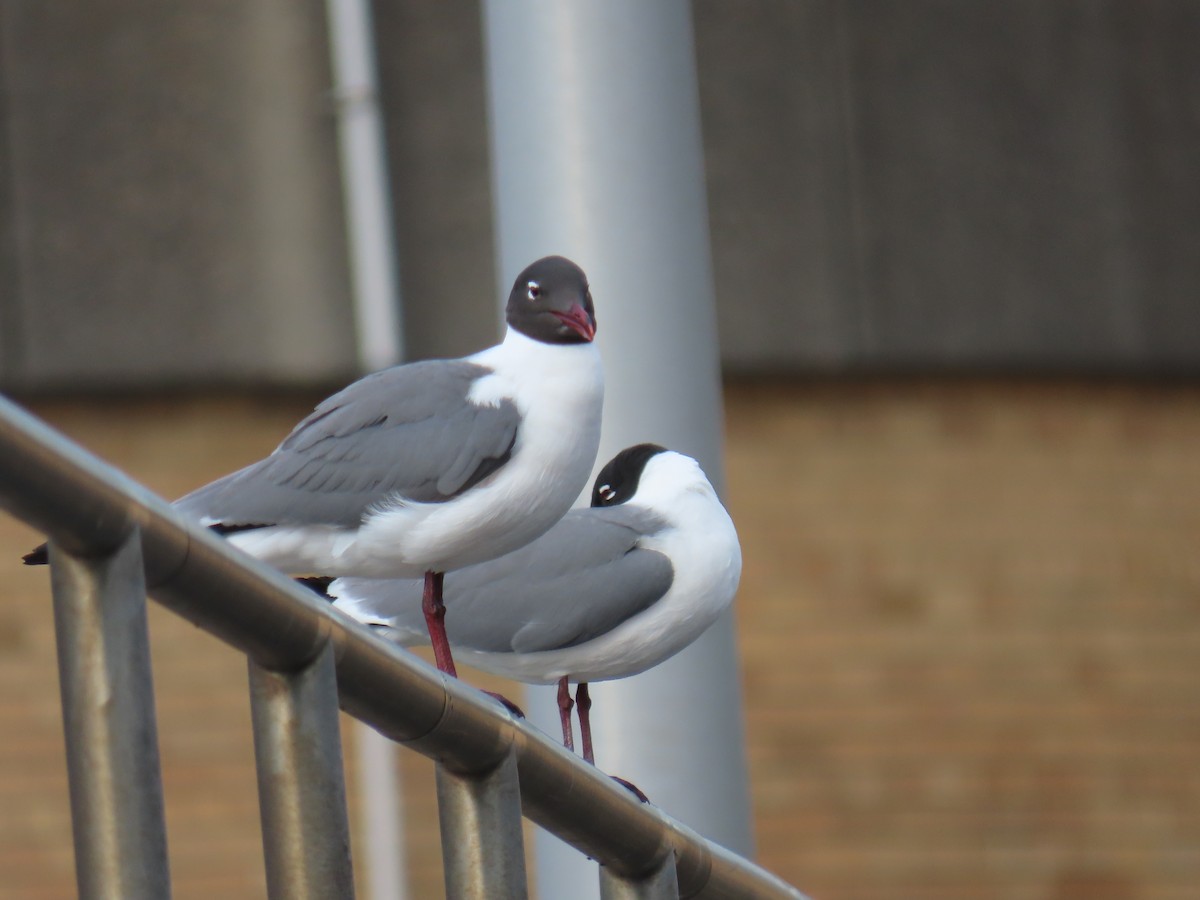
481,2,753,896
325,2,407,898
326,0,405,373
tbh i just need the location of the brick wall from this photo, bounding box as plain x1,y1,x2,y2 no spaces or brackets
727,381,1200,900
1,381,1197,899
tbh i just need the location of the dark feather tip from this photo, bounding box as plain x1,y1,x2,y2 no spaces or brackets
210,522,272,536
23,544,49,566
295,575,335,599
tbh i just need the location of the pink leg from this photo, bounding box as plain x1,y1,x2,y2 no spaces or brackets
421,571,457,677
556,677,575,753
576,683,595,765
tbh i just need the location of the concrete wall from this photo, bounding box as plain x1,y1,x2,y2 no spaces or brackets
700,1,1200,372
1,1,1197,386
0,1,356,389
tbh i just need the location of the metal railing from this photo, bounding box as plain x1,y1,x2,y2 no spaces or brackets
0,394,809,900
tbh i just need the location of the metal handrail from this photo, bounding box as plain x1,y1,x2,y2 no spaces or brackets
0,394,807,899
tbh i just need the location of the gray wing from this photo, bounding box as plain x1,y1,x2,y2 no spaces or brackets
175,360,519,527
334,507,674,653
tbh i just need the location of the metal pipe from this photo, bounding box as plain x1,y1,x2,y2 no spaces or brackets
599,853,679,900
0,397,327,670
48,532,172,900
435,750,528,899
0,395,807,899
352,723,408,900
249,642,356,900
480,2,753,893
324,0,404,373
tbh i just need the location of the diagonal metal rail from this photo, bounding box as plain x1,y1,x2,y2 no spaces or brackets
0,394,808,900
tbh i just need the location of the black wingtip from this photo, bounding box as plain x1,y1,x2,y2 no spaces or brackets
23,543,49,566
296,576,335,600
210,522,272,536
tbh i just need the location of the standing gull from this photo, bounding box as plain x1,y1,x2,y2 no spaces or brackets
323,444,742,764
28,256,603,678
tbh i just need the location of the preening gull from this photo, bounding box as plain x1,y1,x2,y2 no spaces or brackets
325,444,742,764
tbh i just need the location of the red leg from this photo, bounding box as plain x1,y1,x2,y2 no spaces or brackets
576,683,594,765
556,677,575,753
421,570,457,677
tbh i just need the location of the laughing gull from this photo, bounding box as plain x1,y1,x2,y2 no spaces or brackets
25,255,604,678
323,444,742,764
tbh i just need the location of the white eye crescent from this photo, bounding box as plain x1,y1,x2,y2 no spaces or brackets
526,281,541,301
598,484,616,501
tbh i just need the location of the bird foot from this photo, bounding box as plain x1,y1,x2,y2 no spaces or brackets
610,776,650,804
484,691,525,718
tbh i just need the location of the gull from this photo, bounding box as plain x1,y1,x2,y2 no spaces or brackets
26,256,604,679
324,444,742,764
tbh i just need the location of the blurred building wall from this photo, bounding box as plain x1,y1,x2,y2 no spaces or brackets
699,1,1200,372
0,1,357,389
1,5,1199,900
1,1,1197,389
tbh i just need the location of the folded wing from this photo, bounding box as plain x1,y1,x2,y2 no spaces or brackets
333,506,674,654
175,361,520,529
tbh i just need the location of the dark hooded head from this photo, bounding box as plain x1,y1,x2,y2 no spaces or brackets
591,444,669,507
505,256,597,344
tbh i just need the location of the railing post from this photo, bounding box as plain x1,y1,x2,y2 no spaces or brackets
48,531,172,900
598,854,680,900
248,643,356,900
435,749,528,899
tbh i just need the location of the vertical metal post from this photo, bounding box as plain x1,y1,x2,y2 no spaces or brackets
249,643,356,900
434,751,528,900
48,531,172,900
482,2,753,896
598,855,680,900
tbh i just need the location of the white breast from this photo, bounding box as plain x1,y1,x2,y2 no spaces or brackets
341,329,604,576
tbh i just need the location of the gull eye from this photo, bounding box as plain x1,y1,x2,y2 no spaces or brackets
598,484,617,502
526,281,541,301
